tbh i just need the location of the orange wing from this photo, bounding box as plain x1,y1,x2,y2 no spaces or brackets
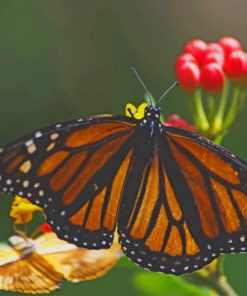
36,233,121,282
165,127,247,247
118,126,247,275
0,252,62,294
0,232,121,294
0,116,137,248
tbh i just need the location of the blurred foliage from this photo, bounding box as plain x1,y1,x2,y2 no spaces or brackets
133,272,210,296
0,0,247,295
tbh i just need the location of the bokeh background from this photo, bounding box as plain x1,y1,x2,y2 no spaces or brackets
0,0,247,295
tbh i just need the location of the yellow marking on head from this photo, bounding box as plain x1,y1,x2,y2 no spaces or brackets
125,102,147,119
19,161,31,173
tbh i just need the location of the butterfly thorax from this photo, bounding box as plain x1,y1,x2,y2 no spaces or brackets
8,235,35,258
140,106,163,135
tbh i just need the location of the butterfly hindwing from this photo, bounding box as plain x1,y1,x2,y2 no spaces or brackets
118,145,214,275
0,115,137,248
0,243,62,294
36,232,121,282
118,126,247,275
0,232,121,294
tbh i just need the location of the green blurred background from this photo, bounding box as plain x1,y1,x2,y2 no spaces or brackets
0,0,247,295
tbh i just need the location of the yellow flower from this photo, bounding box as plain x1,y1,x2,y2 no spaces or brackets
10,196,43,224
125,102,147,119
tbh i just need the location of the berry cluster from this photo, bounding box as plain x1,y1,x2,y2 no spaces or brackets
176,37,247,92
175,37,246,142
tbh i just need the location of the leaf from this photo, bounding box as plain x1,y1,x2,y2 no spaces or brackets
133,271,211,296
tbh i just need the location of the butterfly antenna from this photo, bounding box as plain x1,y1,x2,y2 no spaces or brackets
157,81,179,105
129,67,153,106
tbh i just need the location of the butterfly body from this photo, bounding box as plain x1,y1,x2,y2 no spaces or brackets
0,105,247,275
8,235,35,258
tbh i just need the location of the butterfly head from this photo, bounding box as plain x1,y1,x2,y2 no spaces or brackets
141,106,163,135
144,106,162,122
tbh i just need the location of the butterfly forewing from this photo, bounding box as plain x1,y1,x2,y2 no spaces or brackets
0,116,137,248
166,127,247,248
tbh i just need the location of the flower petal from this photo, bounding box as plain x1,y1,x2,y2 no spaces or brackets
10,196,43,224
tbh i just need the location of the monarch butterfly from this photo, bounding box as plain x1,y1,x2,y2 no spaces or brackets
0,75,246,276
0,232,120,293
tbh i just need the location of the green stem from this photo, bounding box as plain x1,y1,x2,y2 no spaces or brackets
222,86,241,130
207,93,216,126
191,88,209,132
184,272,238,296
212,80,230,134
214,255,225,278
213,131,227,145
184,257,237,296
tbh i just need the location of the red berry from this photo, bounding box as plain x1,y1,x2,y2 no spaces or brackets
175,53,198,72
202,52,224,67
225,50,247,79
201,63,225,92
218,37,242,57
184,39,207,63
176,62,200,92
206,42,224,55
242,52,247,82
